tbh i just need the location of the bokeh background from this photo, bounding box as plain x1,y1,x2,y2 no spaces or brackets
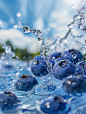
0,0,86,61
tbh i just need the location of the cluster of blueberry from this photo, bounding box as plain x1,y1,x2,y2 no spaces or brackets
0,45,86,114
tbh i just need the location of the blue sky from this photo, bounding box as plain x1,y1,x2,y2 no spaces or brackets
0,0,86,53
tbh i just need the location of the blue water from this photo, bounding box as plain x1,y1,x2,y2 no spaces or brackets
0,57,86,114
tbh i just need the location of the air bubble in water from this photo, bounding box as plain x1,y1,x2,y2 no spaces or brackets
22,25,31,33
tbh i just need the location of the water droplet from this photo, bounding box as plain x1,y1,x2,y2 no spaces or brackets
72,54,77,59
22,25,31,33
78,23,84,29
42,83,56,91
19,66,24,70
44,46,48,51
38,36,43,41
41,40,45,47
32,29,42,36
83,26,86,33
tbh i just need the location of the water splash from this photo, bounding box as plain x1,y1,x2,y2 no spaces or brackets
71,0,85,9
22,25,53,75
71,0,86,33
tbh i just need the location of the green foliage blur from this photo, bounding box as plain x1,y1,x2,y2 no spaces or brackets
0,40,40,61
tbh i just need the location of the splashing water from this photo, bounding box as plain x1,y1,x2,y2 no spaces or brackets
0,1,86,114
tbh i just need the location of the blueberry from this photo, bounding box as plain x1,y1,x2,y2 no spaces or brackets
63,49,83,64
0,91,21,112
62,75,86,94
49,52,61,66
53,59,75,80
31,55,48,77
15,74,38,91
75,61,86,75
40,96,71,114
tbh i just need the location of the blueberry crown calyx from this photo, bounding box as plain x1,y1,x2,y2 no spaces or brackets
69,49,76,54
59,60,67,67
5,91,12,94
20,74,29,79
54,97,63,103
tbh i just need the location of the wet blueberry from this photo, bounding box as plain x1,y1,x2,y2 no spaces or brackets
62,75,86,94
15,74,38,91
31,55,48,77
40,96,71,114
63,49,83,64
53,59,75,80
0,91,21,112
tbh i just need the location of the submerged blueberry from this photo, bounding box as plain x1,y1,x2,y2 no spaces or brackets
0,91,21,112
63,49,82,64
31,55,48,77
62,75,86,94
53,59,75,80
15,74,38,91
40,96,71,114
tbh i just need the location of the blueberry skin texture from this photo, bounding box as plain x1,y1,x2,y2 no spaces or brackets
53,59,75,80
75,61,86,75
0,92,21,111
63,49,83,64
49,52,61,66
56,55,73,63
62,75,86,94
40,96,71,114
15,75,38,91
31,56,48,77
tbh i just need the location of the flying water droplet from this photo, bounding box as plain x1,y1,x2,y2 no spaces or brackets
32,29,42,36
41,40,45,47
38,35,43,41
83,26,86,33
22,25,31,33
44,46,48,51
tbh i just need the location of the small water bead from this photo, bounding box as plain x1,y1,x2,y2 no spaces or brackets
22,25,32,33
73,15,80,21
41,40,45,47
40,49,45,56
38,36,43,41
41,83,56,91
44,46,48,52
1,52,5,59
72,54,77,59
32,29,42,36
82,26,86,33
78,23,84,29
41,76,52,83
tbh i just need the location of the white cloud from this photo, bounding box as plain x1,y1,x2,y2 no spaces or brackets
33,18,44,30
0,29,41,54
0,20,8,29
